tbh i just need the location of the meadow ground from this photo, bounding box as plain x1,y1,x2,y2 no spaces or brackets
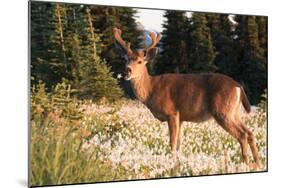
30,97,267,186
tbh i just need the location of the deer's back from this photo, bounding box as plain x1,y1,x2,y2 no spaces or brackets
146,73,242,122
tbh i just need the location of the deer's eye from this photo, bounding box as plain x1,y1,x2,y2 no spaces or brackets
138,61,142,64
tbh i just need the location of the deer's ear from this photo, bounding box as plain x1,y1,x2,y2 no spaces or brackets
144,47,159,61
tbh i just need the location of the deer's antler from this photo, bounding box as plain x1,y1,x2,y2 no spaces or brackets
145,31,161,51
113,27,133,56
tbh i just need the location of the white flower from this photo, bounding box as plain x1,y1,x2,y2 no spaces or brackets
80,99,266,177
117,73,122,79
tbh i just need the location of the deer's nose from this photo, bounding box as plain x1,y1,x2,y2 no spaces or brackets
126,67,132,74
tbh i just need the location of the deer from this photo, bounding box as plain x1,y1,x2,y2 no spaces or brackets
113,27,261,168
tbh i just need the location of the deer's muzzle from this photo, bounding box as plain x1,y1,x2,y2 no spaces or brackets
125,67,132,80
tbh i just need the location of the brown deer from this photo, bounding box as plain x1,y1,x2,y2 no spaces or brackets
113,27,261,167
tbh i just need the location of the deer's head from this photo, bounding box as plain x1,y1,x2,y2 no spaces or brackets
113,27,161,80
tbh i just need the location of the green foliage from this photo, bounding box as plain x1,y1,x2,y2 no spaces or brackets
30,2,55,87
156,10,188,73
30,2,71,87
79,56,123,100
47,4,69,82
31,80,83,121
88,6,142,97
30,82,127,186
256,17,268,58
31,2,124,101
188,13,217,72
31,2,267,104
206,14,239,76
88,6,142,59
234,15,267,104
68,6,123,101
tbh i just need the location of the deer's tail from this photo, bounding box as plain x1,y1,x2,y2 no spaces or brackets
240,87,251,113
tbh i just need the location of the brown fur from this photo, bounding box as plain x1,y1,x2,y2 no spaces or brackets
130,69,260,166
113,28,260,167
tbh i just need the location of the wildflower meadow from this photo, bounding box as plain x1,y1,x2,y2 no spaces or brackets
30,82,267,186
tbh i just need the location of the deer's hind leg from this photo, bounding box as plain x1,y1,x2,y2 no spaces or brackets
214,114,250,165
238,123,261,168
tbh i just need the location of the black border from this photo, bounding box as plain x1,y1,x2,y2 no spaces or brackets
28,0,269,187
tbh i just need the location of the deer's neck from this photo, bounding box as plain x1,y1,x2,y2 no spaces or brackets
130,68,152,103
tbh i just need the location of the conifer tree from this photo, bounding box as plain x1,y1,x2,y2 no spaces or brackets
30,2,55,87
47,3,70,85
234,15,267,104
31,2,123,100
30,2,267,104
188,13,217,72
155,10,188,74
86,6,141,98
256,16,268,59
206,14,239,76
31,2,73,88
88,6,141,62
75,7,123,100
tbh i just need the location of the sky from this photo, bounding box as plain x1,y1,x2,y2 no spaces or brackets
135,8,165,32
135,9,193,32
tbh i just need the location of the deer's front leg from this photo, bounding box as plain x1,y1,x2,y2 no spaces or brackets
176,122,182,153
168,112,180,160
